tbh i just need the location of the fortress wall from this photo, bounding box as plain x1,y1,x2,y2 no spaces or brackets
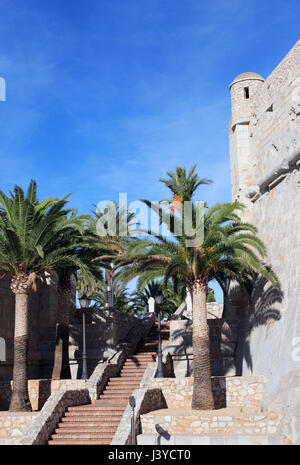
238,171,300,443
249,72,300,180
229,40,300,443
254,39,300,116
0,274,61,380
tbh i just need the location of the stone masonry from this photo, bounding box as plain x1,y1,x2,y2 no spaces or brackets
152,376,266,410
138,376,284,444
229,40,300,443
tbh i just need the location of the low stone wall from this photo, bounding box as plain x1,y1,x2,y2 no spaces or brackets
111,388,167,445
0,412,39,445
165,318,238,377
20,389,90,445
0,378,91,411
140,408,282,438
152,376,266,409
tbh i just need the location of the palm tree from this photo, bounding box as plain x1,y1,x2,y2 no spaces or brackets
130,279,186,318
90,200,138,307
159,165,212,202
51,222,103,380
116,198,278,410
80,269,132,315
0,180,92,411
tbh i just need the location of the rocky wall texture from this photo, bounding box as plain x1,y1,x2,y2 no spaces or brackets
152,376,266,410
229,39,300,444
0,412,38,445
20,389,90,445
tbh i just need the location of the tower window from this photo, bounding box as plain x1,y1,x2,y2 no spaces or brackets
244,87,250,99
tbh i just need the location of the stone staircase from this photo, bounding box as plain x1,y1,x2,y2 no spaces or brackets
48,322,170,445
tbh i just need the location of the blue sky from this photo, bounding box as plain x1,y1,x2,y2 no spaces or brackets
0,0,299,299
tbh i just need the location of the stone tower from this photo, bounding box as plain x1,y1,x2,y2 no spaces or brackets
229,72,264,199
228,40,300,443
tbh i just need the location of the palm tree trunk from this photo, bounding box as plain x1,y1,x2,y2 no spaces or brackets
52,278,71,380
9,292,32,412
191,281,214,410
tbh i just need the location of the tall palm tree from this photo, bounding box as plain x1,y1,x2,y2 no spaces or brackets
51,222,103,380
0,181,91,411
116,199,278,410
159,165,212,202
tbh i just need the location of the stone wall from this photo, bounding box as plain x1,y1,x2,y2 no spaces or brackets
165,317,238,377
0,412,39,445
152,376,266,410
229,40,300,444
139,408,282,440
0,267,151,383
0,313,155,414
111,388,167,445
21,389,90,445
0,272,75,381
0,378,93,411
68,307,143,379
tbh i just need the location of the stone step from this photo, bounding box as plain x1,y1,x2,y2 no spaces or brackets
55,427,117,434
106,381,141,388
100,396,129,401
49,439,111,445
61,417,120,424
122,363,149,368
93,398,131,404
120,365,146,370
58,422,119,428
103,386,135,391
119,370,145,375
65,411,124,417
107,377,142,382
68,405,125,411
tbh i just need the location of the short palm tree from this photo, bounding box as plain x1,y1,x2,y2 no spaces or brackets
90,200,138,307
0,181,92,411
130,279,186,318
118,200,278,410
